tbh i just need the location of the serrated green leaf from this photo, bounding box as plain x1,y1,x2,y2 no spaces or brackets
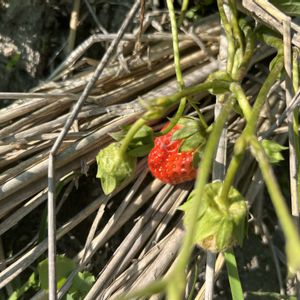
270,0,300,16
38,255,76,290
69,272,95,298
261,139,287,164
132,124,153,140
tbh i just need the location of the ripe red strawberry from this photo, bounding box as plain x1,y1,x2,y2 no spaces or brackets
148,118,206,185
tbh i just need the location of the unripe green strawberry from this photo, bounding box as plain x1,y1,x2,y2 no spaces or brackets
180,182,248,252
148,118,206,185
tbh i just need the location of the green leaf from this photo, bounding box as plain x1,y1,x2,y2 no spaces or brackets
38,255,75,290
261,139,287,164
65,292,77,300
38,256,95,300
255,26,283,51
127,144,153,157
180,133,206,152
270,0,300,16
96,142,136,194
69,272,95,298
8,272,38,300
224,249,244,300
131,124,153,140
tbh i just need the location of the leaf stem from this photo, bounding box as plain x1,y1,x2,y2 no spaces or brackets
224,249,244,300
117,279,167,300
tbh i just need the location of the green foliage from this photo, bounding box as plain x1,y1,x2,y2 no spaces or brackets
224,250,244,300
110,124,154,157
180,182,247,252
270,0,300,16
96,142,136,194
38,255,95,299
8,273,38,300
8,256,94,300
261,140,287,164
255,26,283,52
171,117,206,152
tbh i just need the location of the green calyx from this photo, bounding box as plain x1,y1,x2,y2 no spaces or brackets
171,117,207,153
110,124,154,157
96,142,136,195
180,182,247,252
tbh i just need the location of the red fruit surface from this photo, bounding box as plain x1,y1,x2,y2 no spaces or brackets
148,124,197,184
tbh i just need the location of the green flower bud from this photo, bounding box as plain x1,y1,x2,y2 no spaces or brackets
96,142,136,195
180,182,247,252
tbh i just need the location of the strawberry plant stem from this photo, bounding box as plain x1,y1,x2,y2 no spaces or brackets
161,0,208,136
229,82,252,121
234,20,254,81
160,0,188,136
228,0,243,51
119,118,146,158
167,98,235,299
244,54,284,136
217,0,235,74
118,279,167,300
166,0,184,90
220,53,284,207
178,0,189,27
158,97,187,136
250,137,300,271
292,49,300,211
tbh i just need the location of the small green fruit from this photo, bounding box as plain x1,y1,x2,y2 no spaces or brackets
180,182,247,252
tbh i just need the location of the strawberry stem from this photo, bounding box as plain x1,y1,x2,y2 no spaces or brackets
229,82,252,121
119,118,146,158
159,0,187,137
219,54,284,207
217,0,235,74
156,97,187,136
167,98,235,298
250,137,300,271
